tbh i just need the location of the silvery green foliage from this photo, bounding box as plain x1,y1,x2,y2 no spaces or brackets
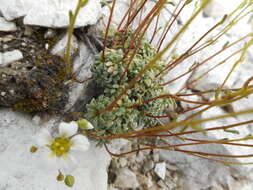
86,34,174,135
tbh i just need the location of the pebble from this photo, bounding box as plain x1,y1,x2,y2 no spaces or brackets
130,163,139,172
44,29,57,39
0,92,7,96
0,17,17,32
137,174,153,188
154,162,167,180
135,151,145,163
3,44,8,50
0,50,23,65
166,163,180,171
114,168,140,189
142,160,155,173
118,157,127,168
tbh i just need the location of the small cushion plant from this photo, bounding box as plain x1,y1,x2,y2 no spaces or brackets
85,29,175,136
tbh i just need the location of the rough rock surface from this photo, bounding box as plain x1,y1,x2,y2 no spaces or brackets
0,0,101,28
203,0,244,18
0,17,17,32
159,134,253,190
0,16,109,190
0,109,110,190
114,168,140,189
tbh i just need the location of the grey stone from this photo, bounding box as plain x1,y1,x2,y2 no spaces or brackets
0,17,17,31
114,168,139,189
108,139,131,154
118,158,127,168
143,160,154,173
0,50,23,65
159,132,253,190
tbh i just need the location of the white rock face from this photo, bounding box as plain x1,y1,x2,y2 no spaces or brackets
0,50,23,65
159,137,252,190
0,17,17,31
24,0,101,28
0,0,34,21
0,0,101,28
64,41,95,112
203,0,244,18
50,33,79,57
0,109,110,190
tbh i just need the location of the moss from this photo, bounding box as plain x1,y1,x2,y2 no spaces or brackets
11,55,68,113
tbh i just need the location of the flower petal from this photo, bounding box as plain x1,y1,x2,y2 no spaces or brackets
71,135,90,152
59,121,78,137
33,147,78,173
36,128,52,146
33,147,58,172
64,154,78,172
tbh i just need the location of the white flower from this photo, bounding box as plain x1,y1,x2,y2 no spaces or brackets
34,121,90,173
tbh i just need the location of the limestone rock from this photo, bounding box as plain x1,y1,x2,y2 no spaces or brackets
154,162,166,180
0,109,110,190
159,133,252,190
0,0,34,21
203,0,244,18
23,0,101,28
0,17,17,31
114,168,139,189
0,0,101,28
64,41,94,112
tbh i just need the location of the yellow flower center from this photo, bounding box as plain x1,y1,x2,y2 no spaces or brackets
49,136,72,157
